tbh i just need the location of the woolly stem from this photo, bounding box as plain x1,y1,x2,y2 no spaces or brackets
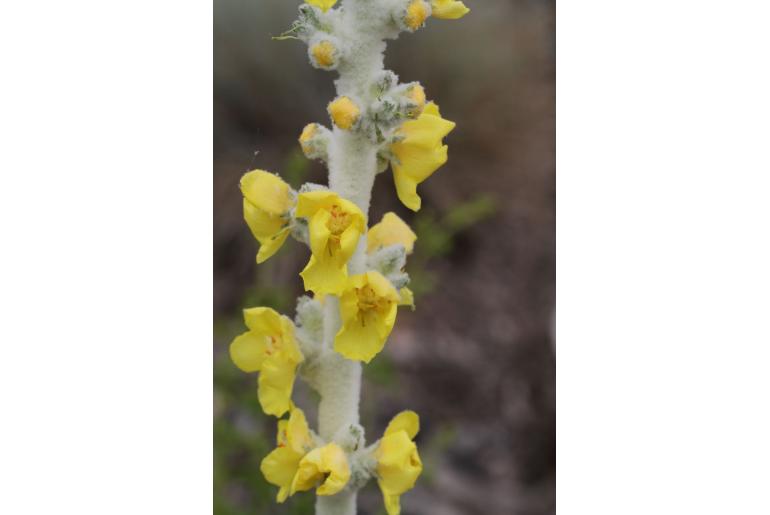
315,2,387,514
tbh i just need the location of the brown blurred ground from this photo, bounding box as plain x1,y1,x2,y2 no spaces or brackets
215,1,554,514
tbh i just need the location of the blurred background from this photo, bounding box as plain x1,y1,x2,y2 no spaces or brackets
214,1,554,513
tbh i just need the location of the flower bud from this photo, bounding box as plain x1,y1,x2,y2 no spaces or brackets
309,39,340,70
403,0,430,32
405,83,426,118
328,96,361,130
298,122,331,161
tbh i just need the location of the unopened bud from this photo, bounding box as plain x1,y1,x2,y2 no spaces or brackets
309,39,340,70
328,96,361,130
298,122,331,161
403,0,430,31
405,83,426,118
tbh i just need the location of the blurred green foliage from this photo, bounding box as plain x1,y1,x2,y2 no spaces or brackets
408,194,498,297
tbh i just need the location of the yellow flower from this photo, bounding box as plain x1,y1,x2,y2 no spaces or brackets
240,170,294,263
390,102,456,211
404,0,429,31
260,407,315,502
335,271,401,363
229,307,304,417
328,96,360,130
367,212,417,255
291,443,351,496
306,0,337,12
310,40,337,69
296,190,366,295
376,411,423,515
431,0,470,19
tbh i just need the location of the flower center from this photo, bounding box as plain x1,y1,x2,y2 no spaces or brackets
327,205,350,236
357,285,390,316
264,334,281,355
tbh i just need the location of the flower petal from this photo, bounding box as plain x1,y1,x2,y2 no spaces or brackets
243,198,285,240
258,356,297,417
286,407,313,455
300,255,348,295
243,307,282,335
256,227,290,263
392,169,422,212
384,411,420,440
367,212,417,254
240,170,292,216
379,487,402,515
296,190,338,219
229,331,267,373
431,0,470,20
291,443,350,496
334,311,389,363
260,446,303,502
308,209,332,258
377,431,423,495
366,271,402,303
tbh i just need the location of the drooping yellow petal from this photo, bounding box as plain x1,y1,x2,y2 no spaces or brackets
339,223,362,263
258,355,298,417
240,171,293,263
300,255,348,295
256,227,290,264
367,212,417,254
392,170,422,212
334,272,400,362
286,407,314,455
382,490,402,515
306,0,337,13
335,310,388,363
431,0,470,19
279,316,305,364
260,446,303,503
243,198,285,241
384,411,420,440
291,443,350,496
240,170,293,216
390,102,456,211
377,431,423,495
229,331,267,373
307,209,332,259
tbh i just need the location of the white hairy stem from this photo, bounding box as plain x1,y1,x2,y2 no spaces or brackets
315,2,393,514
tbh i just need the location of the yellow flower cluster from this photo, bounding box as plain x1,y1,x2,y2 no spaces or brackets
261,407,351,502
